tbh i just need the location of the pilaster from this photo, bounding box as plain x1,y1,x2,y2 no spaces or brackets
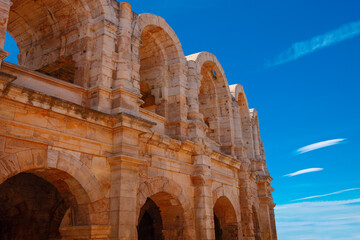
257,174,275,240
167,63,189,140
239,162,256,240
192,153,215,240
108,113,155,239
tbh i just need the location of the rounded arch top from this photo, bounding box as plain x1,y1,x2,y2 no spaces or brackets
133,13,186,65
230,84,250,111
0,140,105,204
212,185,241,221
137,176,192,213
7,0,115,51
250,108,259,124
186,51,231,96
137,177,195,239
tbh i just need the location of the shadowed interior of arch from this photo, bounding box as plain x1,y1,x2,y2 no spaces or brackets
0,170,91,240
4,0,99,85
139,25,169,117
137,192,185,240
137,198,164,240
237,92,254,158
139,24,181,119
199,61,221,144
213,196,238,240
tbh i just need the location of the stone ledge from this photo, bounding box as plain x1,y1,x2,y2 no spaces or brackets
59,225,111,239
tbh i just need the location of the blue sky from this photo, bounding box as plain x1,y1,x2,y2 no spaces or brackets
4,0,360,239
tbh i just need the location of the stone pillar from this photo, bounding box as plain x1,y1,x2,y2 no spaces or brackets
192,154,215,240
256,175,275,240
109,155,140,240
111,2,141,115
113,2,132,89
108,113,155,240
252,123,261,160
269,203,277,240
166,63,189,140
258,197,272,240
0,0,11,66
186,66,208,142
186,63,201,121
239,164,256,240
87,21,116,113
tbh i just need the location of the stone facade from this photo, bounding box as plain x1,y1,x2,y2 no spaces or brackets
0,1,277,239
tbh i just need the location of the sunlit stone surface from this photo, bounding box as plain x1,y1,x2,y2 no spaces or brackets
0,1,276,239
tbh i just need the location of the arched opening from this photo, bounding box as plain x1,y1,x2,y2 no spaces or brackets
214,212,222,240
251,114,261,159
252,206,261,240
137,198,164,240
198,62,220,144
137,192,185,240
4,32,18,64
213,196,239,240
198,59,234,154
238,92,254,159
138,24,181,119
0,170,91,240
139,25,168,117
4,0,101,86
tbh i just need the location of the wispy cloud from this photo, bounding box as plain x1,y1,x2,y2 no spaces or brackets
276,198,360,240
296,138,346,154
277,198,360,210
294,188,360,201
285,168,323,177
266,20,360,67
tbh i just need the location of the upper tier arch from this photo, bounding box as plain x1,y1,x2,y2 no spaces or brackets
8,0,112,50
186,52,231,97
229,84,250,111
133,13,186,66
186,52,235,153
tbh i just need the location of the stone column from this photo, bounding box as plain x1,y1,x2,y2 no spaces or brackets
258,197,272,240
87,21,116,113
239,163,256,240
108,113,155,240
192,153,215,240
111,2,142,115
166,63,189,140
186,63,201,121
113,2,132,89
256,175,274,240
0,0,11,66
252,123,261,160
269,203,277,240
186,66,208,142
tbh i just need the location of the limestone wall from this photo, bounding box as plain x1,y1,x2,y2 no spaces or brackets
0,1,277,239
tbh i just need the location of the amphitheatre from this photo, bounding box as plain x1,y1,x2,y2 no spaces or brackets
0,0,277,239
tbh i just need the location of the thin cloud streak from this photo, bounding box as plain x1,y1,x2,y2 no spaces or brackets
285,168,323,177
275,198,360,239
297,138,346,154
294,188,360,201
277,198,360,210
266,20,360,67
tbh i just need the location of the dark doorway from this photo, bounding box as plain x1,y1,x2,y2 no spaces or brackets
214,213,222,240
0,173,69,240
138,198,164,240
213,196,238,240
